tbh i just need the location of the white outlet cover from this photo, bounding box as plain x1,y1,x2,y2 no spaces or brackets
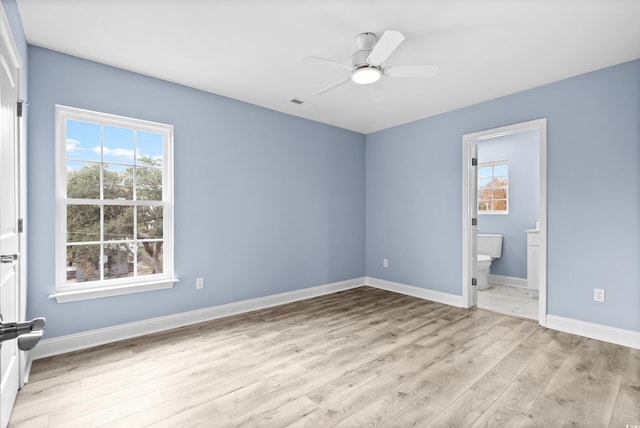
594,288,605,302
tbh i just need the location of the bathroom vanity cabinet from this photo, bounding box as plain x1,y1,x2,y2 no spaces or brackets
526,229,539,297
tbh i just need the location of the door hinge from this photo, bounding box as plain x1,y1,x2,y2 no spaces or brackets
471,157,477,166
18,219,23,233
471,218,477,226
472,278,477,286
17,101,23,117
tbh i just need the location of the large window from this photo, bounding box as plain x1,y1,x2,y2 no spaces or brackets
478,161,508,214
54,105,175,302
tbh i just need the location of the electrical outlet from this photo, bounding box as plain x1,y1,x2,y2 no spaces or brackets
383,259,388,268
594,288,605,302
196,277,204,290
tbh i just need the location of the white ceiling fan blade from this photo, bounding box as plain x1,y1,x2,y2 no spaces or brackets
383,65,440,78
305,56,353,71
312,77,351,96
366,30,405,66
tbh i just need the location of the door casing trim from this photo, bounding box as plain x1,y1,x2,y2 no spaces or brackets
461,118,548,326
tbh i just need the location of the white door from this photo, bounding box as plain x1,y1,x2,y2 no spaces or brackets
0,13,21,428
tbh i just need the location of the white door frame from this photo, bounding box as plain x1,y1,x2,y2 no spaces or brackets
462,118,548,326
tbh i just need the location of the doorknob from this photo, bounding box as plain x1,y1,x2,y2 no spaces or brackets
1,254,18,263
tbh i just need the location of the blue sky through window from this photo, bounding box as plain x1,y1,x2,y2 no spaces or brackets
66,119,164,165
104,126,134,164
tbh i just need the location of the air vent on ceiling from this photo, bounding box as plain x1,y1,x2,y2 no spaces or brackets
289,97,316,109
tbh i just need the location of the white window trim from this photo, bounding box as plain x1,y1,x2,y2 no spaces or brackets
51,105,176,303
478,160,509,215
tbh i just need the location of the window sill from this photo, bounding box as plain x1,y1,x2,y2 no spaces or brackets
49,278,179,303
478,211,509,215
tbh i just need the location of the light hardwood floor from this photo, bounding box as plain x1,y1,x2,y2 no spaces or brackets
9,286,640,427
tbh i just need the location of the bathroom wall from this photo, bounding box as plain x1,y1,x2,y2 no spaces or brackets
477,130,539,279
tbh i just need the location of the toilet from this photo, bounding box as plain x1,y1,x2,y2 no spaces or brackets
477,233,503,290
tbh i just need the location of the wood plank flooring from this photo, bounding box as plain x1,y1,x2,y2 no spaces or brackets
9,286,640,427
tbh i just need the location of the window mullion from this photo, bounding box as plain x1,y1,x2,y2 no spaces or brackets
133,130,138,277
99,204,104,281
133,204,138,279
99,124,105,282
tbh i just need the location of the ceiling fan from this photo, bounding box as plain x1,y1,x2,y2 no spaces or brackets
307,30,439,98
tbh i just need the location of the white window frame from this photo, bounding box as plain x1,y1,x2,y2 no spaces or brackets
478,160,509,215
52,105,176,303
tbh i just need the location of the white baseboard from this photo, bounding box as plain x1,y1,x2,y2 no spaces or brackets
365,276,464,308
546,314,640,350
30,277,366,360
487,274,527,288
31,276,462,360
32,276,638,363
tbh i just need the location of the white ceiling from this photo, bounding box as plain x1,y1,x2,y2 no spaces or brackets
16,0,640,134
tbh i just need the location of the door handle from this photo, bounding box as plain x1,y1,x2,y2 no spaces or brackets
0,316,46,351
1,254,18,263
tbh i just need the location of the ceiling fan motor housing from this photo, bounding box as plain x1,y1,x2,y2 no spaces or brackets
351,50,373,68
352,32,377,67
355,32,377,50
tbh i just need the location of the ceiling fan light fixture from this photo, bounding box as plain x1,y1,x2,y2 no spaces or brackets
351,66,381,85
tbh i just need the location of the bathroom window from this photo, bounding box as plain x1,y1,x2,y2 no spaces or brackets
478,161,508,214
53,105,176,302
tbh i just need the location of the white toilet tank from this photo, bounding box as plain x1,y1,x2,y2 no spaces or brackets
478,233,503,258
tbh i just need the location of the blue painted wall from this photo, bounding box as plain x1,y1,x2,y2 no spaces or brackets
27,47,366,338
11,5,640,338
366,59,640,332
477,130,539,278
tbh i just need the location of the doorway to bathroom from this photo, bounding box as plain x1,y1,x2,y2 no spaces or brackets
461,119,547,326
